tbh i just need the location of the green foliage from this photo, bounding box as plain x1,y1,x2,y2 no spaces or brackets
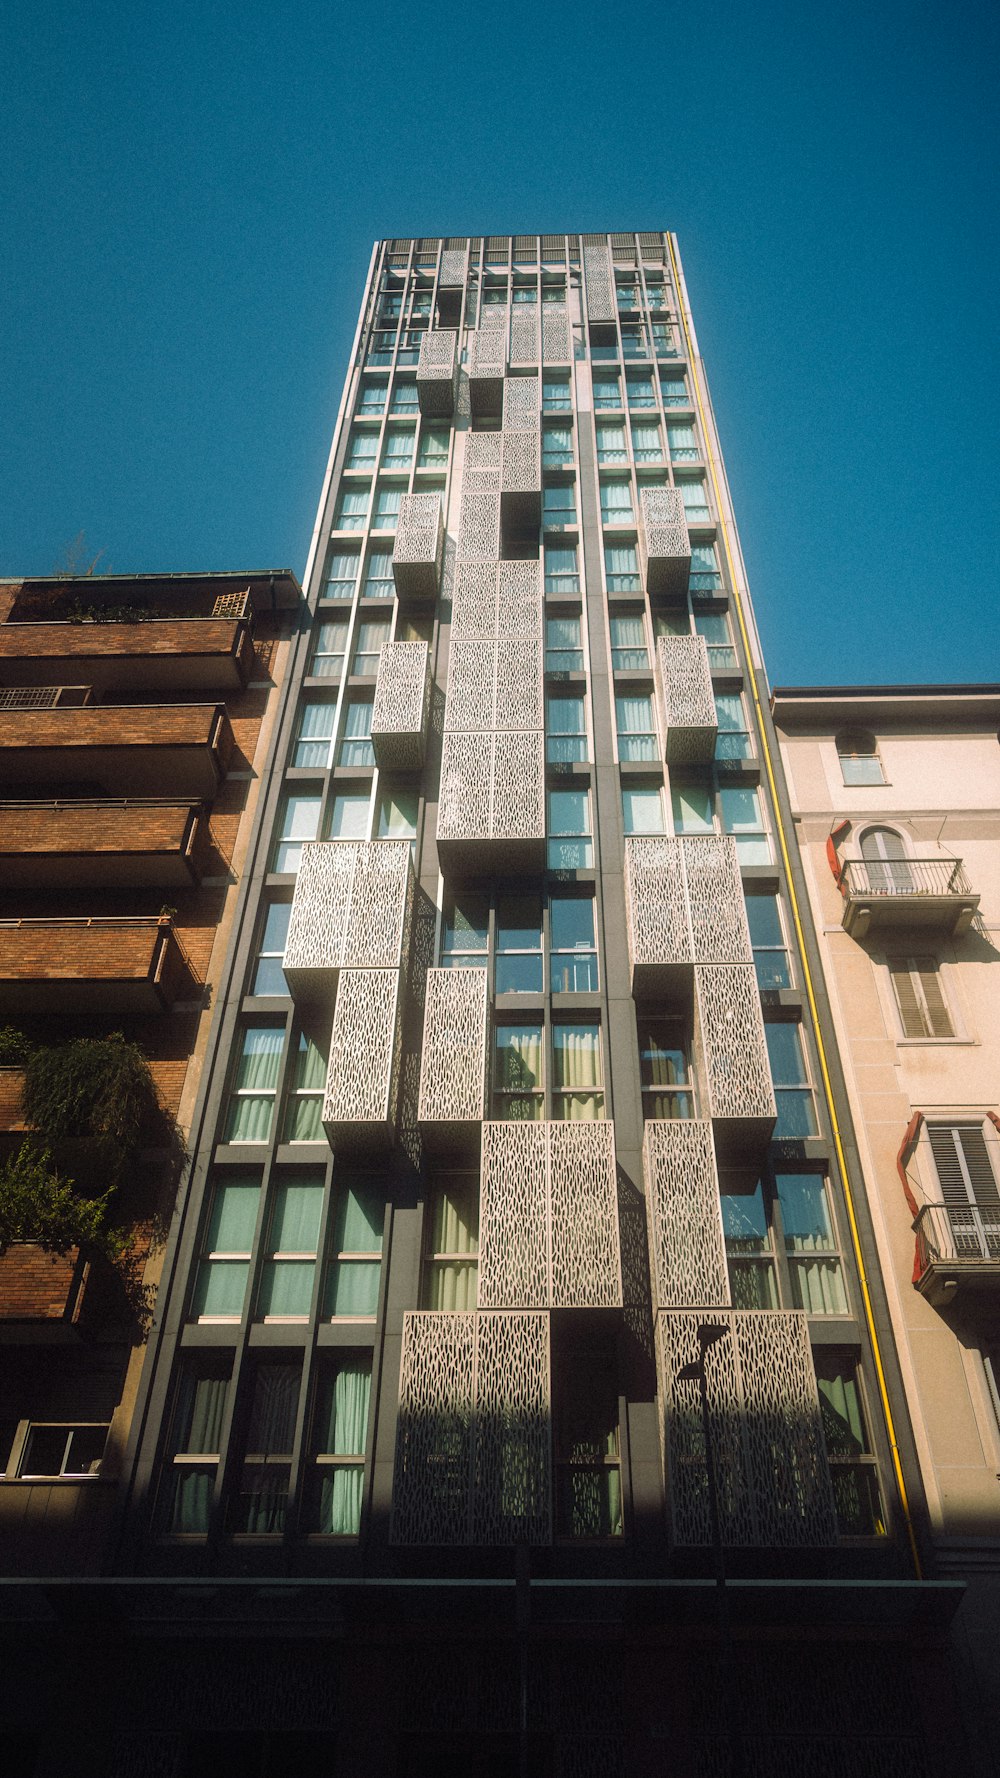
22,1032,159,1161
0,1143,116,1258
0,1026,35,1067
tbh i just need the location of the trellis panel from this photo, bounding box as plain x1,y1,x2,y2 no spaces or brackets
371,641,431,768
681,835,752,964
417,966,489,1140
623,836,692,996
695,963,776,1145
641,487,692,599
643,1120,730,1310
657,634,717,763
416,329,458,417
393,493,445,600
322,966,402,1149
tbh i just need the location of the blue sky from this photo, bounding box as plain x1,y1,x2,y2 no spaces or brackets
2,0,996,685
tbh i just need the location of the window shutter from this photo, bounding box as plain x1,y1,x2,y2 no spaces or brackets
915,962,954,1038
888,959,926,1038
929,1124,1000,1210
889,957,954,1039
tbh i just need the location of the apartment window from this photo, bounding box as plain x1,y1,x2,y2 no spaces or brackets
638,1016,694,1118
390,380,419,415
338,700,374,767
273,794,320,873
309,619,348,679
616,693,657,761
441,893,489,968
159,1358,231,1533
293,701,335,769
747,894,791,990
553,1022,603,1119
366,330,395,366
660,375,688,408
257,1172,325,1320
325,549,360,599
695,608,736,668
382,426,415,470
305,1358,372,1535
334,485,369,531
543,424,574,467
482,281,508,305
671,783,714,835
545,614,583,672
323,1181,385,1316
652,320,677,358
346,429,378,471
625,373,656,409
378,293,402,320
191,1171,259,1322
543,377,572,412
778,1173,848,1313
554,1343,622,1538
363,549,395,598
645,277,666,311
352,618,390,677
720,785,771,863
542,483,577,528
714,692,752,761
593,375,622,411
596,423,628,465
927,1123,1000,1255
623,786,666,834
417,425,450,468
494,1023,544,1120
378,789,418,841
422,1178,479,1310
721,1175,778,1309
328,792,370,839
496,894,543,993
814,1354,885,1536
15,1424,108,1479
371,485,402,530
765,1023,819,1139
550,896,598,992
358,379,387,415
547,693,588,764
227,1360,300,1534
544,545,580,596
620,322,647,360
604,543,641,593
667,424,699,462
600,480,634,526
547,788,593,869
512,284,537,305
677,477,711,522
282,1034,326,1141
224,1027,284,1144
616,278,639,313
396,328,425,365
609,614,648,670
252,901,291,996
837,729,885,786
888,956,954,1039
690,542,723,592
541,280,566,303
631,422,663,462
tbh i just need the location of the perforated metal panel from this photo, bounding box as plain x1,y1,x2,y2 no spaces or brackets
393,493,445,600
643,1119,730,1310
500,430,541,529
695,964,776,1144
502,373,541,432
438,248,468,287
391,1310,551,1545
323,965,403,1148
582,240,615,323
541,305,571,364
437,730,545,872
452,560,542,642
417,966,489,1135
445,639,496,733
658,1310,838,1547
657,634,717,763
416,329,459,417
463,429,502,492
491,729,545,848
497,559,543,638
452,562,499,639
495,636,543,730
283,841,413,999
479,1120,622,1309
623,836,692,996
681,835,753,963
469,315,508,415
508,307,540,366
437,728,493,853
642,487,692,598
371,640,431,769
457,487,501,563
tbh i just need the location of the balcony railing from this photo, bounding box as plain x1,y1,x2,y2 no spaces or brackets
0,616,254,693
0,797,211,889
656,634,717,763
370,641,431,770
283,840,413,1004
840,857,980,939
641,487,691,598
914,1202,1000,1305
478,1120,622,1311
392,494,445,601
416,330,459,418
0,702,233,799
0,915,197,1016
417,967,489,1145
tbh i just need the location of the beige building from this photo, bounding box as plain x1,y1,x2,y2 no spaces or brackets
772,682,1000,1768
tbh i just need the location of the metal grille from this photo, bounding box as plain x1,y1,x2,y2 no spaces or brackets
682,835,753,963
445,639,496,733
371,640,431,769
509,307,540,365
644,1119,730,1310
452,562,499,639
479,1120,622,1310
502,373,541,431
438,249,468,287
416,330,458,417
469,314,508,380
0,686,65,709
463,430,502,492
491,729,545,841
393,493,445,599
696,964,776,1129
417,966,489,1128
457,487,501,562
500,428,540,498
495,636,543,730
498,559,542,637
437,729,493,845
657,633,717,762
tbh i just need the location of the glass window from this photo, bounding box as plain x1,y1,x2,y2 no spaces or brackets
418,425,450,467
352,618,390,676
638,1017,694,1119
667,424,699,462
378,789,418,840
227,1360,300,1534
493,1023,544,1120
423,1180,479,1311
273,794,320,874
596,423,627,465
720,1175,777,1309
543,378,572,412
310,619,348,679
625,374,656,409
541,281,566,304
543,483,577,527
814,1355,885,1536
644,277,666,311
690,542,723,592
396,327,425,366
328,792,370,839
390,380,418,414
660,376,688,408
547,693,588,764
293,701,335,768
777,1174,847,1313
747,894,791,990
623,787,666,835
548,788,593,869
338,700,374,767
888,956,954,1039
441,893,489,967
543,424,574,467
192,1171,260,1319
371,486,402,530
363,549,395,599
616,693,657,761
282,1033,326,1141
257,1173,325,1321
550,897,598,993
546,614,583,672
600,479,634,526
651,320,677,358
382,426,415,469
224,1026,284,1144
305,1357,372,1535
544,546,580,595
765,1024,819,1139
714,692,752,761
620,322,647,360
616,279,639,313
325,550,360,598
334,485,369,531
554,1344,622,1539
252,901,291,996
720,785,771,863
694,609,736,668
366,330,395,366
346,429,378,471
609,614,648,670
323,1182,385,1317
592,376,622,411
671,784,714,835
552,1023,603,1119
16,1423,108,1480
677,477,711,521
496,894,543,994
631,422,663,462
604,543,641,593
837,729,885,786
158,1358,231,1533
653,609,689,641
358,380,387,415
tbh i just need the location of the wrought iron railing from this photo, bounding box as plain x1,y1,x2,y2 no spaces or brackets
915,1202,1000,1268
840,857,972,899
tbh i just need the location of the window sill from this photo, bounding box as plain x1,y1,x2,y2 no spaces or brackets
895,1037,977,1048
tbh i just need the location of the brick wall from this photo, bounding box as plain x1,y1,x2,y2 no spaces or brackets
2,802,200,860
0,618,246,666
0,1245,85,1322
0,703,229,752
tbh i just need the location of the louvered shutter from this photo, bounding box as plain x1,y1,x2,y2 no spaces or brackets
889,956,954,1039
889,959,925,1037
929,1124,1000,1210
915,961,954,1038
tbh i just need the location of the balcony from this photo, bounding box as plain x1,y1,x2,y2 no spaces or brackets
463,431,501,494
416,330,459,418
417,967,489,1148
391,1310,551,1546
839,857,980,939
914,1203,1000,1307
541,305,571,366
681,836,753,964
695,963,776,1149
468,315,508,417
657,1309,838,1547
641,488,692,598
0,798,212,889
0,616,254,694
436,729,546,875
0,915,197,1017
438,248,467,288
644,1120,730,1311
0,703,233,798
392,494,445,602
656,634,716,763
371,642,431,770
283,840,413,1005
323,966,402,1151
478,1120,622,1310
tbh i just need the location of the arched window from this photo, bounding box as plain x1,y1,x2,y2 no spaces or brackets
836,729,884,786
860,826,912,894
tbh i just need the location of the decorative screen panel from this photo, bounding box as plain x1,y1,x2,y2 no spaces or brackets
393,493,445,599
371,641,431,769
392,1312,476,1546
681,836,752,965
491,730,545,843
502,374,541,432
417,966,489,1128
495,637,543,731
642,488,691,599
473,1310,551,1545
549,1121,621,1309
657,635,716,763
479,1121,549,1309
643,1120,729,1310
501,430,541,498
445,639,496,733
452,562,498,640
457,487,501,563
437,729,493,846
438,249,467,287
497,560,543,639
343,841,413,972
582,240,615,323
323,966,401,1139
695,964,776,1131
469,316,508,382
509,308,540,366
464,429,502,492
542,306,571,364
283,841,357,979
416,330,458,417
623,837,692,990
479,1121,621,1309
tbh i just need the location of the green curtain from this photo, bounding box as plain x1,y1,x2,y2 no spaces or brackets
495,1027,543,1092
